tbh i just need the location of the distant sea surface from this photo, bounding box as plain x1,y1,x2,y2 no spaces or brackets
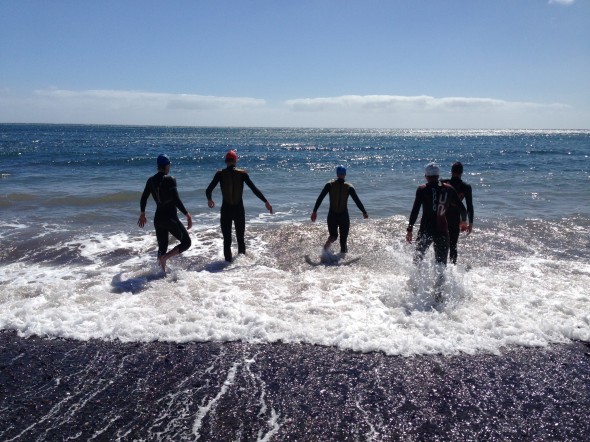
1,125,590,439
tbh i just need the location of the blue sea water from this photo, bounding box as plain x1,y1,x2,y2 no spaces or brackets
0,124,589,354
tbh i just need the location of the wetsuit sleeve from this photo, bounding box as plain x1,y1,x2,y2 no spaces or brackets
465,184,474,224
170,177,188,216
140,178,151,212
450,187,467,222
408,187,422,229
243,173,267,202
313,183,331,212
205,171,221,200
348,187,367,214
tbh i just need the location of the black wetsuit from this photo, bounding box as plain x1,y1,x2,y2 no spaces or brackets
441,177,473,264
206,166,268,262
140,172,191,257
408,181,466,265
313,178,367,253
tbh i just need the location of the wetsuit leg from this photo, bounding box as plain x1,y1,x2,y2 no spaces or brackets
166,216,191,253
220,205,233,261
448,223,460,264
433,234,449,266
234,204,246,255
414,231,433,264
154,221,169,257
327,212,339,241
155,216,191,257
338,212,350,254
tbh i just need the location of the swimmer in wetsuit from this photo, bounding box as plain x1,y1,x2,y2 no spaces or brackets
406,163,466,295
441,161,474,264
138,154,192,272
206,150,273,262
311,165,368,254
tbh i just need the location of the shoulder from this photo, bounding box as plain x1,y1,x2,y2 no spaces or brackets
417,184,427,190
442,182,457,193
163,175,177,185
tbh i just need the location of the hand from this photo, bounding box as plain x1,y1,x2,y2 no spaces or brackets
208,199,215,208
405,231,413,243
186,213,193,230
466,224,473,235
311,211,317,222
137,213,147,228
265,201,273,214
363,212,369,219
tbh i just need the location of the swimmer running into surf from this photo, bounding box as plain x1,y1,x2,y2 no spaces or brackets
138,154,192,272
406,163,466,300
206,150,273,262
311,165,368,254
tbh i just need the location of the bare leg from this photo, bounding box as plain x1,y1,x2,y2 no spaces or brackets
324,236,337,250
159,247,180,272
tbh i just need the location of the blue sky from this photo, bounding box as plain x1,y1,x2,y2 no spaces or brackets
1,0,589,128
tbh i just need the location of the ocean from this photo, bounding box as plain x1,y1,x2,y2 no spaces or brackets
1,124,589,440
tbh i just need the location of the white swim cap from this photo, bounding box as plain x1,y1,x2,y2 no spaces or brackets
425,163,440,176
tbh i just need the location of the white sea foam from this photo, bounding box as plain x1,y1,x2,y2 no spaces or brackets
0,220,588,356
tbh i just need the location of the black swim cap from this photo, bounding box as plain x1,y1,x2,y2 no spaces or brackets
157,154,171,167
451,161,463,174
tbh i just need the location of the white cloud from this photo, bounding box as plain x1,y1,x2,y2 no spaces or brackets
548,0,575,5
0,89,585,129
285,94,568,113
34,88,266,110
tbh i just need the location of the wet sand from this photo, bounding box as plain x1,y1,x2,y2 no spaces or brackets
1,331,589,441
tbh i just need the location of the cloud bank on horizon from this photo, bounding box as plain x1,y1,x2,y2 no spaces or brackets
0,88,582,130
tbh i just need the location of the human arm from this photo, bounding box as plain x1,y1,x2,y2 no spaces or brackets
205,172,221,208
451,187,468,228
311,183,331,221
138,179,151,228
243,173,267,202
464,184,474,234
349,187,368,218
242,173,273,213
406,188,422,243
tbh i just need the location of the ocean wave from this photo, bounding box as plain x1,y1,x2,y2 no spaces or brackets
0,218,588,356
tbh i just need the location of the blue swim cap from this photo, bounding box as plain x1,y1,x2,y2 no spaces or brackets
336,165,347,176
157,154,170,167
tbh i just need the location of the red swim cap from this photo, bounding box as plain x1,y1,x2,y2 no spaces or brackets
225,150,238,162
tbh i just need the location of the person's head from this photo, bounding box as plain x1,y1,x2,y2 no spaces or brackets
157,154,171,172
424,162,440,183
451,161,463,177
336,165,347,179
225,150,238,166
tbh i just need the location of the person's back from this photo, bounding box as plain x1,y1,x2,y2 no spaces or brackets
410,180,460,236
442,177,473,225
216,167,255,206
328,179,353,214
145,172,184,217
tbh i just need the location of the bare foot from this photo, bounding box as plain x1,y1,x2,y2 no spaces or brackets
158,255,167,272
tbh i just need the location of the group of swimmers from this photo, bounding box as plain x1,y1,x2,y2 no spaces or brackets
138,151,474,278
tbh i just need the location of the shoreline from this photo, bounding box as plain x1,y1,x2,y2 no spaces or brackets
1,331,589,440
